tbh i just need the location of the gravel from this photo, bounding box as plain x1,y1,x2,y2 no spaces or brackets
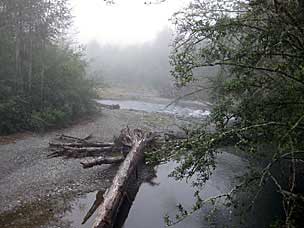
0,108,183,227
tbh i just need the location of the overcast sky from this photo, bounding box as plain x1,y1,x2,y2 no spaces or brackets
71,0,188,45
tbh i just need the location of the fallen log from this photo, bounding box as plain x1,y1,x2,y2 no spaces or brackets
49,142,114,148
48,128,136,159
93,128,148,228
48,130,182,159
62,146,113,152
98,103,120,110
57,133,92,142
47,147,117,159
46,128,186,227
81,156,125,169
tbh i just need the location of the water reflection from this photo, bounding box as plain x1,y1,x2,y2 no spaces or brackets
123,152,248,228
63,164,150,228
82,190,105,225
62,191,98,228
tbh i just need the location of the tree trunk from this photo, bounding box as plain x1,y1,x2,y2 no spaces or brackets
28,27,33,92
93,129,147,228
15,12,20,92
81,156,125,169
49,142,114,148
40,39,45,109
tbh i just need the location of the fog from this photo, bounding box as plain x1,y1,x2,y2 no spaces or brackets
71,0,213,98
71,0,187,45
86,27,172,94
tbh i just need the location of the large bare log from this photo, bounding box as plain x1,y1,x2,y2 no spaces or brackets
81,156,125,169
93,128,148,228
97,103,120,110
56,133,92,142
62,146,113,153
49,142,114,148
47,146,117,158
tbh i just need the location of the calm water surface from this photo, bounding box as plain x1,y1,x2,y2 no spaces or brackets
62,152,249,228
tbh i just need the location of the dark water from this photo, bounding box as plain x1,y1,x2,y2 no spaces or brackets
123,154,247,228
61,152,249,228
61,191,98,228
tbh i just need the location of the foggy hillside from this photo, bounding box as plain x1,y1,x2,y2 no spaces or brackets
85,26,218,100
86,27,172,93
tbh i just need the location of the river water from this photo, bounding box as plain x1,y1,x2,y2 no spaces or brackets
95,99,211,119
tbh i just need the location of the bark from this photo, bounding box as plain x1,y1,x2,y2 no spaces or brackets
63,146,113,152
56,133,93,142
15,12,21,91
97,103,120,110
93,129,147,228
48,133,121,158
47,147,116,158
81,156,125,169
49,142,114,148
28,27,33,92
48,131,181,159
40,38,45,108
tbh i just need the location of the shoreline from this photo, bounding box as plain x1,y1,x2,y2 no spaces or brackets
0,106,183,228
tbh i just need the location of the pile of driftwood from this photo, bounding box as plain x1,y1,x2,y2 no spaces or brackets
48,127,170,228
48,128,184,169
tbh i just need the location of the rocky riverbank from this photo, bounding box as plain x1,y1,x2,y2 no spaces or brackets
0,107,183,228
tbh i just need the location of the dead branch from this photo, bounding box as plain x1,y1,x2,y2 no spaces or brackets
49,142,114,148
97,103,120,110
62,146,113,152
81,156,125,169
56,133,92,142
164,87,207,109
47,147,117,159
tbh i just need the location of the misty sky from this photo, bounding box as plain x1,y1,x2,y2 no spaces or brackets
71,0,188,45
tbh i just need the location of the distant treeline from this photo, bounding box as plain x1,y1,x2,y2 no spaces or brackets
86,28,172,92
85,27,218,100
0,0,95,135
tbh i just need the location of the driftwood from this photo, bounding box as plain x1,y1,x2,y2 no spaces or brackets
81,156,125,169
47,128,185,228
47,146,116,158
48,130,182,160
62,146,113,152
98,103,120,110
49,142,114,148
48,133,121,159
92,128,148,228
57,133,92,141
